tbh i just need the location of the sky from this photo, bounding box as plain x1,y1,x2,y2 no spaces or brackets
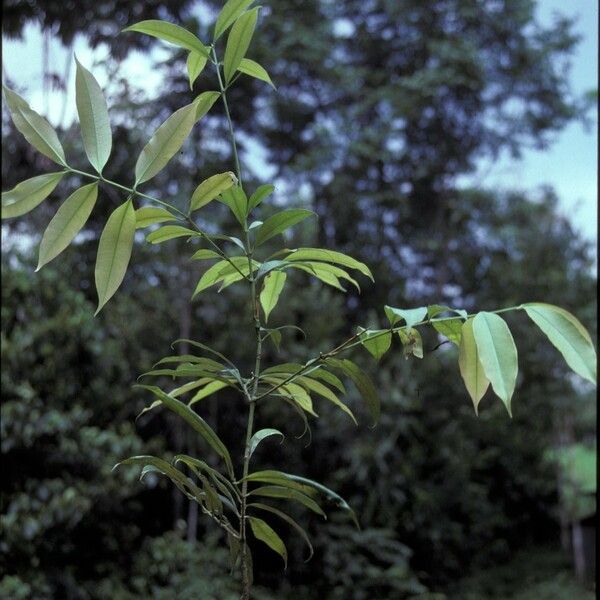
2,1,597,242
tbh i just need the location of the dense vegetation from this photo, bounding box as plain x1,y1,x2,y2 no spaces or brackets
1,1,596,598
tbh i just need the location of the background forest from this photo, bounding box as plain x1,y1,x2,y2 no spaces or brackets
1,1,597,598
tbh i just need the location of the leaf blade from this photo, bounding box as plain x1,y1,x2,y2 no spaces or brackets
37,182,98,270
458,318,490,414
2,172,64,219
223,7,259,83
260,271,287,322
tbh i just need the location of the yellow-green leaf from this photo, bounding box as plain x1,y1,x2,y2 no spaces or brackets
135,206,177,229
194,91,221,120
2,172,64,219
94,199,136,314
3,86,66,166
214,0,255,40
123,20,209,57
472,312,518,416
37,182,98,270
145,225,198,244
255,209,314,246
248,517,287,568
358,328,391,361
458,318,490,414
223,7,259,83
238,58,275,88
186,51,207,89
190,172,237,211
135,102,197,185
75,58,112,173
522,303,596,384
260,271,286,322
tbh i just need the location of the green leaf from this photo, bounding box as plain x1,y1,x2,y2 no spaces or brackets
218,185,248,226
214,0,255,40
432,318,463,345
190,172,238,211
249,428,284,459
248,503,314,561
248,183,275,211
238,58,275,88
37,182,98,270
280,247,373,280
191,249,221,261
358,328,392,361
123,20,209,57
135,385,233,477
3,86,66,165
260,271,287,322
248,517,287,568
145,225,198,244
223,7,260,83
290,262,360,291
2,172,64,219
192,257,254,297
458,318,490,414
522,303,596,384
186,51,207,89
135,206,177,229
384,305,427,328
249,486,324,517
94,199,136,314
135,102,197,185
295,375,356,424
255,209,314,246
188,381,229,406
472,312,518,416
75,58,112,173
326,358,380,425
193,91,221,120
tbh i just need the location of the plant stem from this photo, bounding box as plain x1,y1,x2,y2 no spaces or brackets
66,167,249,280
213,46,257,599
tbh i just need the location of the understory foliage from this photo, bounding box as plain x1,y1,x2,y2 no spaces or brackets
1,1,596,597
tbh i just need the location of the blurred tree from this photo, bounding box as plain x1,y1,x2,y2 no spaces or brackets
1,0,596,597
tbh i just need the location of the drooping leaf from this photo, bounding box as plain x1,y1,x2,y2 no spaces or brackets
358,328,392,361
123,20,210,57
279,247,373,280
2,172,64,219
223,7,260,83
522,303,596,384
238,58,275,88
249,428,284,459
190,172,237,212
75,58,112,173
248,517,287,568
384,305,428,328
193,91,221,120
135,385,233,476
3,86,67,165
289,262,360,291
249,486,324,517
188,381,229,406
248,503,314,561
135,102,197,185
186,51,207,89
472,312,518,416
255,209,314,246
260,271,287,322
397,328,423,359
214,0,255,40
37,182,98,270
192,257,255,297
458,318,490,414
218,186,248,226
247,185,274,212
135,206,178,229
145,225,198,244
326,358,380,425
294,376,356,424
94,199,136,314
